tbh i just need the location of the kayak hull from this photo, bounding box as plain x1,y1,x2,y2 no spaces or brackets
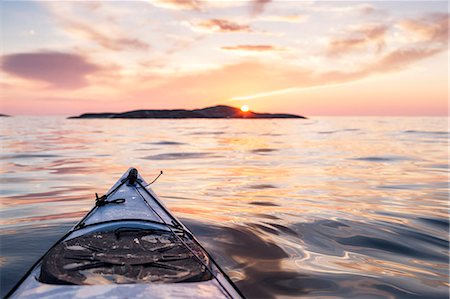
11,266,232,299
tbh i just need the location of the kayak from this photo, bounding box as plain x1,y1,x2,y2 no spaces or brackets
7,168,244,298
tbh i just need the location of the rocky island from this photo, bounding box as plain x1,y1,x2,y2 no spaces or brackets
68,105,306,119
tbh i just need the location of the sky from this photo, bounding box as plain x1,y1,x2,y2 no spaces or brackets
0,0,448,116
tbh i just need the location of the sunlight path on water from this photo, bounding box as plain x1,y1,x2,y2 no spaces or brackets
0,117,448,298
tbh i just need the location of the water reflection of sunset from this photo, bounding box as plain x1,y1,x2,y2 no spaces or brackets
1,116,448,298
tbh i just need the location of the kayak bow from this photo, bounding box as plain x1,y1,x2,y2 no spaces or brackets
8,168,243,299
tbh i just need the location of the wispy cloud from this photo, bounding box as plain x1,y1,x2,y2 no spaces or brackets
252,0,271,15
257,14,308,23
398,12,449,43
356,3,383,15
221,45,286,52
188,18,252,33
1,52,100,89
44,2,150,52
63,19,150,51
148,0,203,11
370,47,445,73
147,0,249,10
326,12,448,58
308,3,385,16
20,29,36,37
327,24,388,57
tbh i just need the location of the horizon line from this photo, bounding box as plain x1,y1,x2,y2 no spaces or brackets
2,114,449,118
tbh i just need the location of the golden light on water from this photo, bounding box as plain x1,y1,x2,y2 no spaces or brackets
240,105,250,112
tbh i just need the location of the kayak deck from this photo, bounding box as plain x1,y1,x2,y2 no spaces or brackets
9,168,242,298
82,169,173,226
40,222,212,285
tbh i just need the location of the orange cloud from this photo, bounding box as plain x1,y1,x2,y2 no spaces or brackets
221,45,286,52
399,13,449,43
370,47,445,73
1,52,100,89
327,24,388,57
191,19,252,33
148,36,447,104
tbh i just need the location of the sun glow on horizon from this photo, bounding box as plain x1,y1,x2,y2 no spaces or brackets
240,105,250,112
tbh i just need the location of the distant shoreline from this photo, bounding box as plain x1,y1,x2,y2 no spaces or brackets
68,105,306,119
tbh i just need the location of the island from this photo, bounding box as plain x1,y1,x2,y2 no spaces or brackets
68,105,306,119
0,114,11,117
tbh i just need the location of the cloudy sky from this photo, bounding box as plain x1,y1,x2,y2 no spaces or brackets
0,1,448,116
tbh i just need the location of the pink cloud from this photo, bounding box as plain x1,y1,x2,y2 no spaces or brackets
327,12,448,58
327,24,388,57
399,13,449,43
192,19,252,33
258,14,308,23
149,0,203,10
221,45,286,52
252,0,271,15
1,52,100,89
370,47,445,73
63,20,150,51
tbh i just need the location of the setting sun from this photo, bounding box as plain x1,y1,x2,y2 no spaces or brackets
240,105,250,112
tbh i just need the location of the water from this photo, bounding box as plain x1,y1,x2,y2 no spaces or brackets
0,117,448,298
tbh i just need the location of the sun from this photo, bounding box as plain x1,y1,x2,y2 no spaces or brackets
240,105,250,112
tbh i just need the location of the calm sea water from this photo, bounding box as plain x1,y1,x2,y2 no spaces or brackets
0,117,448,298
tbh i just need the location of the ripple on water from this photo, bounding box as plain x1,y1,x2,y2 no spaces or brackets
291,218,449,263
186,222,316,298
254,214,280,220
190,131,224,135
352,155,413,162
403,130,448,136
141,152,220,160
417,217,450,230
145,141,185,145
249,201,279,207
318,129,360,134
337,236,427,258
1,117,448,299
265,223,299,237
248,184,277,189
251,148,278,154
0,154,61,160
377,183,429,190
